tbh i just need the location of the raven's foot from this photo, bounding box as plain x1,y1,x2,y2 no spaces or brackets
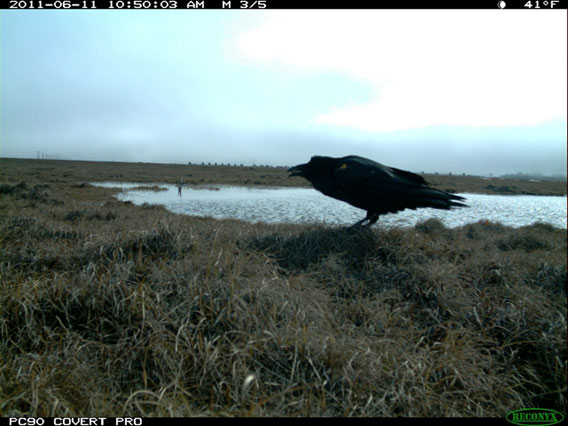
349,213,379,229
349,218,368,229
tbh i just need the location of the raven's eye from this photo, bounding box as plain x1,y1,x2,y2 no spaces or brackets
340,163,348,169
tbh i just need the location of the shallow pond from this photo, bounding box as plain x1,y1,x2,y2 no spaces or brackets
92,183,567,229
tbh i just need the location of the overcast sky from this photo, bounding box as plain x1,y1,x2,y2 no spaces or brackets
1,10,566,176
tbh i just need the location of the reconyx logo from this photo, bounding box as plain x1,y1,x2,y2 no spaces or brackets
506,409,565,426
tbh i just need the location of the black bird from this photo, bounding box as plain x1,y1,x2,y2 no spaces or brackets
288,155,468,227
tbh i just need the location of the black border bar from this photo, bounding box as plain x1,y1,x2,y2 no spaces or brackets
2,0,567,9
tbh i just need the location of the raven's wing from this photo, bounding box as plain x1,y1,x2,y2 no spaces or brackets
332,156,426,195
332,156,466,212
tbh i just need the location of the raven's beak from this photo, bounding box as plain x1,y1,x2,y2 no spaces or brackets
287,163,309,177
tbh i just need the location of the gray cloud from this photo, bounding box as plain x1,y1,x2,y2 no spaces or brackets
1,11,566,177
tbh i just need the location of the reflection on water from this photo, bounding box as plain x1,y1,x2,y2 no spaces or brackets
92,183,567,229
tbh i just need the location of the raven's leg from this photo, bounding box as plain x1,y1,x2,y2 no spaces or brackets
365,213,380,227
350,216,369,228
350,211,377,228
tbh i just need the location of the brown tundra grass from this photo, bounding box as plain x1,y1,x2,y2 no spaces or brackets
0,159,566,417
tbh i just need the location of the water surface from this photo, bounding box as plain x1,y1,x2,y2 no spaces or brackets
92,183,567,229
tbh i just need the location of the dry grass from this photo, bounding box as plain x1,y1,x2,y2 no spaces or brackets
0,159,566,417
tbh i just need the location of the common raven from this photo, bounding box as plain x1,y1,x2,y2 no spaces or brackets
288,155,468,227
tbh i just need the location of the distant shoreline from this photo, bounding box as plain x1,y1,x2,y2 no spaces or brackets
1,157,566,197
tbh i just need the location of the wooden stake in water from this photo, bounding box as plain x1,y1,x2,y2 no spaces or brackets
178,174,183,196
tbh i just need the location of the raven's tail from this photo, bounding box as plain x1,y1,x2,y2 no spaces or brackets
415,189,468,210
447,193,468,209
